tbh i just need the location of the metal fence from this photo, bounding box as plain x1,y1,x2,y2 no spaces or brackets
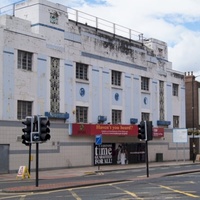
0,0,144,42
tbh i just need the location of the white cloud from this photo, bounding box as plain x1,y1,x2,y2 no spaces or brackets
69,0,200,74
1,0,200,74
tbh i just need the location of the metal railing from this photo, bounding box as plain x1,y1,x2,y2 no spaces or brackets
0,0,144,42
67,7,143,42
0,0,25,16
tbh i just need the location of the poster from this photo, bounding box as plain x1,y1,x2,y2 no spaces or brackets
94,143,145,166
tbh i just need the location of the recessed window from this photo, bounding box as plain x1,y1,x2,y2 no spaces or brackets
18,50,32,71
173,116,179,128
173,84,178,96
76,106,88,123
17,100,32,120
112,109,121,124
76,63,88,80
141,77,149,91
112,70,121,86
141,112,149,121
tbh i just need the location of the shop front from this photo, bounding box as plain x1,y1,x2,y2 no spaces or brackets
70,123,164,166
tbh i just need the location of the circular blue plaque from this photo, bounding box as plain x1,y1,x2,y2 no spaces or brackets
80,88,85,97
115,93,119,101
144,97,148,105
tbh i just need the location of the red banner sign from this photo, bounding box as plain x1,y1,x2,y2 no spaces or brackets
153,127,164,137
72,123,138,136
71,123,164,137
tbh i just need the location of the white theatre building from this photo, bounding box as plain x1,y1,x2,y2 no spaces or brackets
0,0,187,173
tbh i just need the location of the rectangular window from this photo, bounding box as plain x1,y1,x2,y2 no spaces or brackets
76,63,88,80
141,77,149,91
173,116,179,128
141,112,150,121
76,106,88,123
173,84,178,96
112,109,121,124
18,50,33,71
112,70,121,86
17,100,32,120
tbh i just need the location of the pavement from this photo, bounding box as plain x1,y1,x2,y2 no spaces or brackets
1,160,200,193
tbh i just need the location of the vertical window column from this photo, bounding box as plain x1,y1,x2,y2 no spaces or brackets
159,81,165,120
50,57,60,113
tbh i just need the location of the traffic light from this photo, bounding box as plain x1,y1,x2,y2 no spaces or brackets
137,121,146,140
39,116,51,142
22,116,32,146
147,121,153,141
31,115,40,143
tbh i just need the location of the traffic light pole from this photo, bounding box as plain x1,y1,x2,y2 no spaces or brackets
28,143,32,175
36,142,39,187
145,140,149,177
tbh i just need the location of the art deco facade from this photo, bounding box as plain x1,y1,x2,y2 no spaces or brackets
0,0,186,173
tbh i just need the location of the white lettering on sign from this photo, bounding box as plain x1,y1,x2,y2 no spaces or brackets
94,144,113,165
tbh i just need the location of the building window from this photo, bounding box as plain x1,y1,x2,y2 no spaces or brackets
141,77,149,91
17,100,32,120
142,112,149,121
50,57,60,113
173,116,179,128
112,109,121,124
18,50,32,71
112,70,121,86
173,84,178,96
76,106,88,123
76,63,88,80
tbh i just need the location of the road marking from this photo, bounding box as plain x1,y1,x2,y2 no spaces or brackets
159,184,199,198
111,185,143,200
0,195,26,200
68,189,81,200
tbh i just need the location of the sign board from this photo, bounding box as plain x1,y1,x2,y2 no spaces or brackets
71,123,164,137
153,127,164,137
31,132,40,143
72,123,138,136
94,143,114,165
95,135,102,145
173,129,188,143
16,166,30,179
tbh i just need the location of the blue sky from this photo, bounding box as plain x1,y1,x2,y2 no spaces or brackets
1,0,200,76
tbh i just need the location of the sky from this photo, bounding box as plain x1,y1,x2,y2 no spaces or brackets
1,0,200,77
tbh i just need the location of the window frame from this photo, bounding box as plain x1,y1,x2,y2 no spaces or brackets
173,115,179,128
76,63,88,81
141,112,150,121
18,50,33,71
112,70,121,86
17,100,32,120
112,109,122,124
172,83,179,96
141,77,149,91
76,106,88,123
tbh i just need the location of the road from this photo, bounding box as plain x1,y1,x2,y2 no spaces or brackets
0,164,200,199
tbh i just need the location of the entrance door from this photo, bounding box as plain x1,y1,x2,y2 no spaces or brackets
0,145,9,174
190,138,199,161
